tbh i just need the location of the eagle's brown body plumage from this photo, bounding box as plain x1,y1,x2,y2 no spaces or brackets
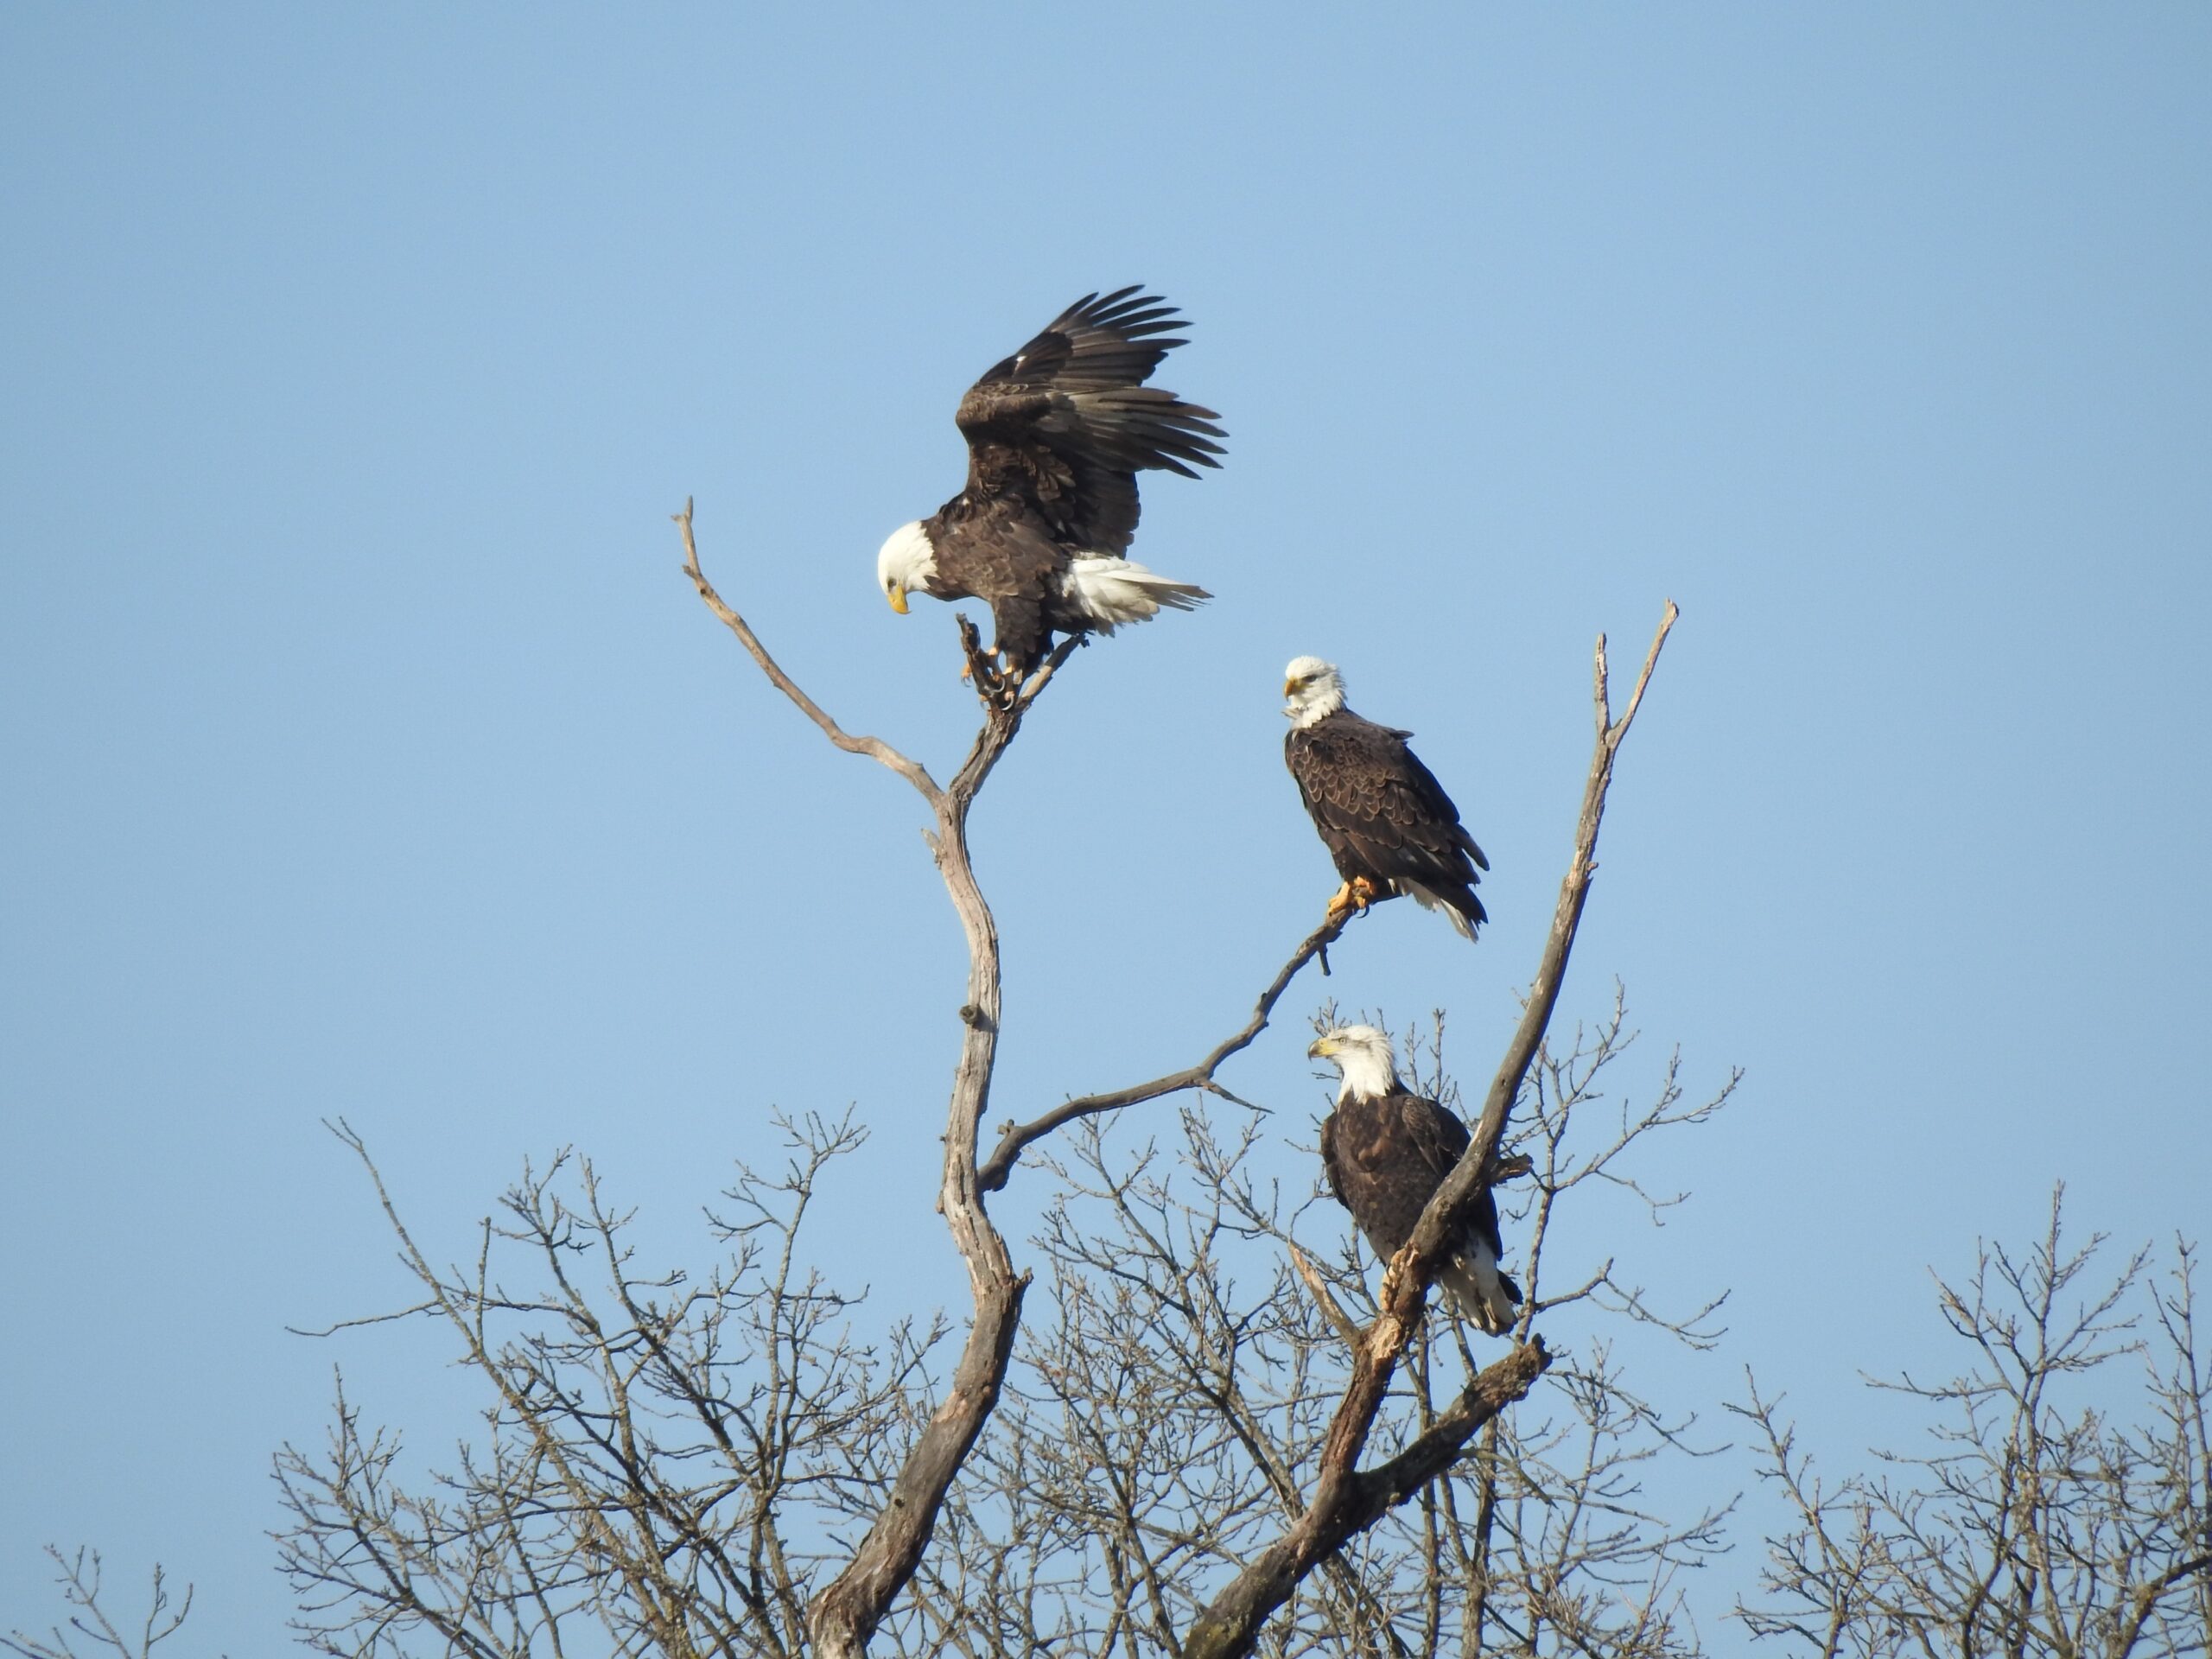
1313,1026,1522,1334
1284,680,1489,938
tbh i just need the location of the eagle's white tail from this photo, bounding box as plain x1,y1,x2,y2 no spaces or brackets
1401,880,1479,942
1066,556,1211,631
1436,1249,1521,1336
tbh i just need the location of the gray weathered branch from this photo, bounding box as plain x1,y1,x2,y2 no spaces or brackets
977,908,1352,1192
678,498,944,805
681,504,1065,1659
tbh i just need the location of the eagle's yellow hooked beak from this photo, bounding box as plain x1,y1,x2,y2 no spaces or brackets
1307,1034,1335,1060
887,586,909,615
1283,677,1299,697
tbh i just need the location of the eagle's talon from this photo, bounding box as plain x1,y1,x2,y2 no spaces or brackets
1325,878,1382,924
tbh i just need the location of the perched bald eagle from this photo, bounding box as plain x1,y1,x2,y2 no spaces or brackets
1310,1025,1521,1334
1282,658,1489,939
876,288,1225,683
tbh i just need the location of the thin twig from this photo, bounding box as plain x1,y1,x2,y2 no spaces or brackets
1288,1244,1364,1351
676,499,943,805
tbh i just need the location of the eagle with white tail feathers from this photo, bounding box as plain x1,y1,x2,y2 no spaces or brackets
1283,658,1490,939
876,287,1224,684
1310,1024,1522,1334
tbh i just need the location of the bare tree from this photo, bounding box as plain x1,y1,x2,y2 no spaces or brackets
1427,996,1741,1658
890,992,1741,1659
3,1548,211,1659
27,505,2209,1659
74,504,1680,1657
273,1113,947,1658
1736,1189,2212,1658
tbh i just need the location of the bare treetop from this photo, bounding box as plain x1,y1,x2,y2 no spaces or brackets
163,501,1687,1659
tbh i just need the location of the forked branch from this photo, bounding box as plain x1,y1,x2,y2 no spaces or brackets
978,906,1353,1192
677,498,944,804
2,1548,195,1659
1182,600,1679,1659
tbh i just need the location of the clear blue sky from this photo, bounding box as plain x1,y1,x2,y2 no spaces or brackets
3,4,2207,1643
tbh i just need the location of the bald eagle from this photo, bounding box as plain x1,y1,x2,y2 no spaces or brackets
1282,658,1489,939
876,288,1225,683
1310,1025,1521,1334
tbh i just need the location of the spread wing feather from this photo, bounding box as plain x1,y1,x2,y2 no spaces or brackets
952,288,1226,555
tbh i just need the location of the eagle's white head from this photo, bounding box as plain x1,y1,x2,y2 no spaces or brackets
1308,1023,1401,1103
1283,655,1346,728
876,521,940,614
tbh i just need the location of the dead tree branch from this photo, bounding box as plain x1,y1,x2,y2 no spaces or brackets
680,503,1071,1659
1181,599,1680,1659
978,908,1352,1192
678,497,943,804
1290,1243,1365,1351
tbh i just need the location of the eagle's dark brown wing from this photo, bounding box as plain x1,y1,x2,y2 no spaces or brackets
1286,709,1490,927
1323,1089,1508,1267
951,288,1225,556
1319,1109,1350,1212
1323,1090,1457,1257
1389,1091,1509,1264
1392,1090,1471,1183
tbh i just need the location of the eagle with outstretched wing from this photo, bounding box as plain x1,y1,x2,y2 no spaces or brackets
877,288,1225,683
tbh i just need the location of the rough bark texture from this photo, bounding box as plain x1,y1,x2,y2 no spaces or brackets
1182,1341,1554,1659
808,627,1042,1659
